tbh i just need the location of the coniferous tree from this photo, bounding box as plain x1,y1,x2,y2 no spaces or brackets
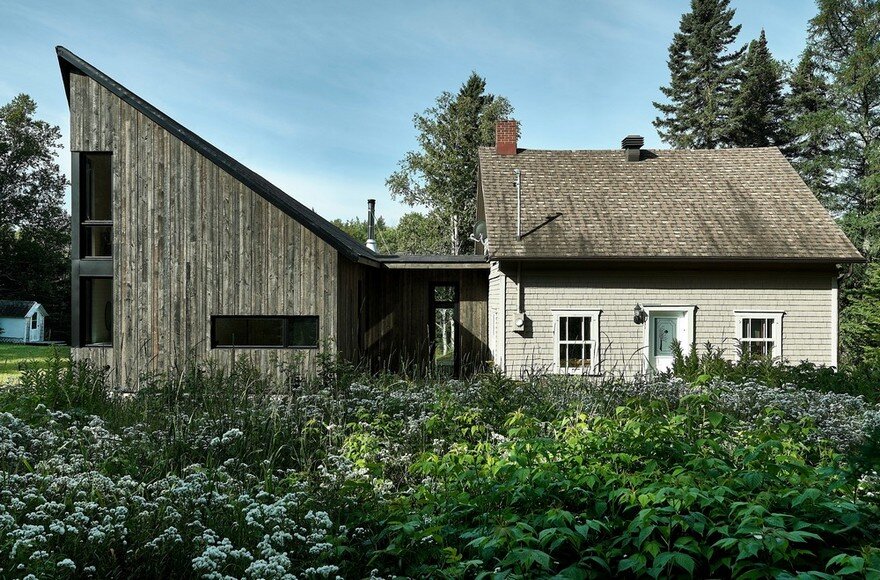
653,0,745,149
729,30,790,148
785,48,836,203
387,73,513,254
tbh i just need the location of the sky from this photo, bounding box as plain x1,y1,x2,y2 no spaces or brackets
1,0,819,224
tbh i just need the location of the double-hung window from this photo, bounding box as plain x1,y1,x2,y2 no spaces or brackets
735,311,783,359
554,310,600,374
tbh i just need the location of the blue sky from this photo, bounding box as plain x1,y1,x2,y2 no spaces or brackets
1,0,818,223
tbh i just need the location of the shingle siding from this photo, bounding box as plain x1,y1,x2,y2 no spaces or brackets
495,264,836,377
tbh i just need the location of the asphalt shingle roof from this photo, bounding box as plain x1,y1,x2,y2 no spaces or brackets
0,300,37,318
478,146,863,263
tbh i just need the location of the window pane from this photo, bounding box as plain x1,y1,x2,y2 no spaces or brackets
214,318,249,347
750,319,766,339
249,318,284,346
742,319,749,339
767,319,773,339
433,285,455,302
567,343,583,368
288,317,319,347
83,154,112,221
559,344,567,369
559,317,568,341
568,317,583,341
82,225,112,257
83,277,112,345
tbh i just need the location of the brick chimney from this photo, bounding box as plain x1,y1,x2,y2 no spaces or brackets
495,120,518,155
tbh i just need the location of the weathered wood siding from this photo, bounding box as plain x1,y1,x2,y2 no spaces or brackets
494,262,837,377
69,71,339,389
337,265,490,374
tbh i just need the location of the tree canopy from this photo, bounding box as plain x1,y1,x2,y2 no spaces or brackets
0,94,70,340
387,72,513,254
653,0,744,149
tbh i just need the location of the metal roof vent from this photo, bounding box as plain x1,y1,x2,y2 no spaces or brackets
622,135,644,162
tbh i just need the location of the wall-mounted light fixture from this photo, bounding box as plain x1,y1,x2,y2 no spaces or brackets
633,303,646,325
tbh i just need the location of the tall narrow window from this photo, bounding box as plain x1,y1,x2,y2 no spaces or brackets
81,277,113,346
430,283,459,378
554,311,600,374
80,153,112,258
736,311,783,359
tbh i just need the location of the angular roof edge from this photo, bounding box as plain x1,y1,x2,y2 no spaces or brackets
56,46,379,267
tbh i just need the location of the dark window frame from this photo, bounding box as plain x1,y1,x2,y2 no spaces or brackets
78,152,113,259
210,315,320,349
429,282,460,378
71,151,114,348
80,276,113,348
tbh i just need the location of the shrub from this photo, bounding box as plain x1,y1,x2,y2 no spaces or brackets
0,356,877,577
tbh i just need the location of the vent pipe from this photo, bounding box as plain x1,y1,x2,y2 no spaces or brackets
366,199,377,252
514,169,522,241
622,135,644,162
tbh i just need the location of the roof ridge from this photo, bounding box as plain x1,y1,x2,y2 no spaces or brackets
55,46,377,266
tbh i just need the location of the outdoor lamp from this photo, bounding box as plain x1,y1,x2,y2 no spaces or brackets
633,303,645,325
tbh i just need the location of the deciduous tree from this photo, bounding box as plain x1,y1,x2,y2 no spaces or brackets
387,73,513,254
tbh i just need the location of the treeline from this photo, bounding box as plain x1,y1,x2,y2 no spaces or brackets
652,0,879,365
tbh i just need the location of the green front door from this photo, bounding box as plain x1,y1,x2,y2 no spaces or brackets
651,316,678,371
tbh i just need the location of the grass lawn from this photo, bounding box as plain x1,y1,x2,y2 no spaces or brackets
0,343,70,383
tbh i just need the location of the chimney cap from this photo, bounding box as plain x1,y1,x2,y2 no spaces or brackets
622,135,644,149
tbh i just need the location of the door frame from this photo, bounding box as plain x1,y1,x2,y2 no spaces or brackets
641,305,696,371
429,281,460,377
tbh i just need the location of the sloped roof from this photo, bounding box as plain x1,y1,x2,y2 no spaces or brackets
55,47,379,266
478,146,863,263
0,300,38,318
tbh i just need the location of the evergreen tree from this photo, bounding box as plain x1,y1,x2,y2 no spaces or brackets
653,0,745,149
785,48,836,200
807,0,880,217
387,73,513,254
729,30,790,148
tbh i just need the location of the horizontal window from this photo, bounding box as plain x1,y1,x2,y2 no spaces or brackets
211,316,319,349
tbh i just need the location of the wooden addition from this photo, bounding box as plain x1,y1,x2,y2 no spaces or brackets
59,47,490,389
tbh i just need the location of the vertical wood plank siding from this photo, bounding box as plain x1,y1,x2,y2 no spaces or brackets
69,71,339,389
337,263,491,374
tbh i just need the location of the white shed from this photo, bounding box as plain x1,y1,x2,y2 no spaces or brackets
0,300,48,343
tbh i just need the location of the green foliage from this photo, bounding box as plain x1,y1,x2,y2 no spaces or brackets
373,401,880,577
729,30,790,148
387,72,513,254
670,339,880,403
0,356,878,577
0,94,70,340
332,210,448,255
786,47,837,200
653,0,745,148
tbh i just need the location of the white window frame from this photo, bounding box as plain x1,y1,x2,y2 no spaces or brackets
553,310,601,375
734,310,784,360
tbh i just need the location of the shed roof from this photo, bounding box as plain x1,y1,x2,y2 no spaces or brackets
56,46,380,266
478,147,863,263
0,300,39,318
